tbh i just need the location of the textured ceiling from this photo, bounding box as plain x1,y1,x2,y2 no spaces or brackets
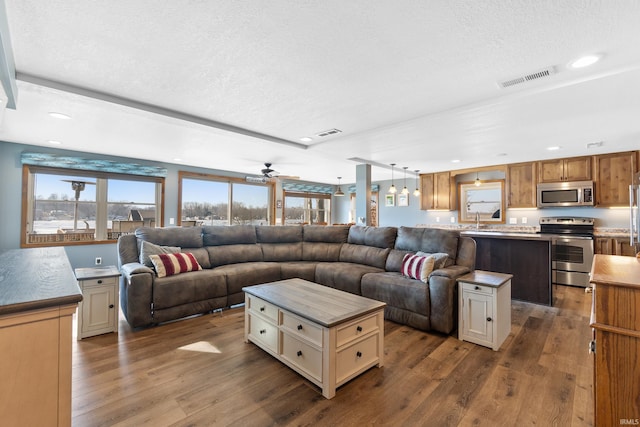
2,1,640,184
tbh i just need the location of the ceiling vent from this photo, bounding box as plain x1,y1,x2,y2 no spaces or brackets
498,66,557,89
316,128,342,137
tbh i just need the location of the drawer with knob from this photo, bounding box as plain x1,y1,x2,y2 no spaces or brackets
336,333,379,384
336,313,379,347
460,281,494,295
248,314,278,353
247,295,279,322
281,332,322,381
281,311,323,346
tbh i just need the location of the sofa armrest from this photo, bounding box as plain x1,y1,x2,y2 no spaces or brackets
427,264,471,334
121,262,154,277
119,262,154,328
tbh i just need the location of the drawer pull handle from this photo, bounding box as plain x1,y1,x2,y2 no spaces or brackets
109,304,114,309
260,306,265,312
356,351,362,358
97,280,103,284
475,286,480,290
297,324,303,331
259,329,266,334
297,350,303,357
486,317,492,322
356,326,363,332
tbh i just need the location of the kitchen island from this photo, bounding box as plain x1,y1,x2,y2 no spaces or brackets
0,247,83,426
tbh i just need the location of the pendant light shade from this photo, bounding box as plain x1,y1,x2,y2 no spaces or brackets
475,172,481,187
388,163,397,194
334,177,345,196
413,169,421,197
401,167,410,195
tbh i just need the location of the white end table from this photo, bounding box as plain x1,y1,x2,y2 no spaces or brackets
75,266,121,340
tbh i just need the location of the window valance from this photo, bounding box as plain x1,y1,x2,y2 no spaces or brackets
21,152,167,177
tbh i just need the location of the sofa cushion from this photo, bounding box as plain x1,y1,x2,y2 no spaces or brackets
152,269,227,309
136,226,203,248
394,227,459,265
339,243,390,269
149,253,202,278
302,242,342,262
303,225,349,243
261,242,303,262
139,240,180,267
315,262,383,295
279,261,317,281
256,225,302,243
203,225,257,246
361,272,431,317
215,262,282,297
348,226,397,249
181,247,212,269
207,244,263,268
401,253,435,283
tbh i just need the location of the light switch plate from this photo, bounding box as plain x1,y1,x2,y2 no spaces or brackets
521,217,528,224
509,217,517,224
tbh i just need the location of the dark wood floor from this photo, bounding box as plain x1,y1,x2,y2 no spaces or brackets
71,285,594,426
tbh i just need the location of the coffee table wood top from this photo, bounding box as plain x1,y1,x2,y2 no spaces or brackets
243,278,386,328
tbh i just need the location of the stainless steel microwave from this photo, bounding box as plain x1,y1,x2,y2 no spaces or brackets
537,181,595,208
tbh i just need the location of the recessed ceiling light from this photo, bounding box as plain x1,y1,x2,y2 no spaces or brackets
48,112,71,120
547,146,561,151
48,140,62,145
569,54,601,69
587,141,605,149
496,153,508,157
451,159,461,163
300,137,313,142
173,158,183,162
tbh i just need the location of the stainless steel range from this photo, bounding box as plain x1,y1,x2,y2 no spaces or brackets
539,216,595,288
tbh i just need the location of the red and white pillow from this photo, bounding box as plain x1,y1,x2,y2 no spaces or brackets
401,253,436,283
149,252,202,278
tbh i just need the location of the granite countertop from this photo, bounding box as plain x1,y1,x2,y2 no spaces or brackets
417,224,631,239
0,247,83,316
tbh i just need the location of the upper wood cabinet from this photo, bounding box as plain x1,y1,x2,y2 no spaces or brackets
538,156,592,183
594,151,638,207
507,162,537,208
420,172,456,210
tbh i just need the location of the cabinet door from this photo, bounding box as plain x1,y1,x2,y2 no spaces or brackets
420,174,434,210
614,239,638,257
564,156,592,181
434,172,455,210
82,284,116,335
507,162,537,208
538,159,565,182
595,151,637,207
461,290,493,345
594,238,614,255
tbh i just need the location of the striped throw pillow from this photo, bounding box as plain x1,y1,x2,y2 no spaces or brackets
149,252,202,278
401,253,436,283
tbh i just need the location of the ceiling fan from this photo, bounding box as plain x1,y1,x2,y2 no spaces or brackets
259,163,300,180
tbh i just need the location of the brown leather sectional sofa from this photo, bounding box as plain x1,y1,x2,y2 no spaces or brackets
117,225,476,333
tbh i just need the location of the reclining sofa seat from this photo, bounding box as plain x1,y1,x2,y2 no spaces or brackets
117,224,475,334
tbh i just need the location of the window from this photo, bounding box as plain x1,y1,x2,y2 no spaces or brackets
22,166,164,246
283,191,331,225
179,172,273,226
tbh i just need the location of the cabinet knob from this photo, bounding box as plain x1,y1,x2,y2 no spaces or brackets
486,317,492,322
475,286,480,290
109,304,114,309
356,326,363,332
297,350,303,357
259,329,266,334
97,280,103,284
297,324,303,331
260,306,265,312
356,351,362,358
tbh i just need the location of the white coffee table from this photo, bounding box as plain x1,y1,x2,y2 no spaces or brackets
243,278,386,399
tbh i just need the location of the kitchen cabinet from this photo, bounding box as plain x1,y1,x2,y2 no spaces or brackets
590,255,640,426
420,172,456,210
538,156,592,183
594,237,637,256
458,271,512,351
594,151,638,207
507,162,537,208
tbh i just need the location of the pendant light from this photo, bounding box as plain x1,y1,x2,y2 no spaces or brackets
388,163,397,194
475,172,481,186
334,177,345,197
401,167,410,195
413,170,421,197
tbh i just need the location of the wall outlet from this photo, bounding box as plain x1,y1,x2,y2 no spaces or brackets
521,217,528,224
509,217,517,225
436,217,440,223
169,217,175,225
450,216,456,223
95,257,102,265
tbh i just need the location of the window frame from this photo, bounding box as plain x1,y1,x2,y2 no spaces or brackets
282,191,332,225
178,171,275,226
21,165,165,247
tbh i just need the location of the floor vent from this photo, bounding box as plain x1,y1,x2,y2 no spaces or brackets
316,128,342,137
499,66,557,88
